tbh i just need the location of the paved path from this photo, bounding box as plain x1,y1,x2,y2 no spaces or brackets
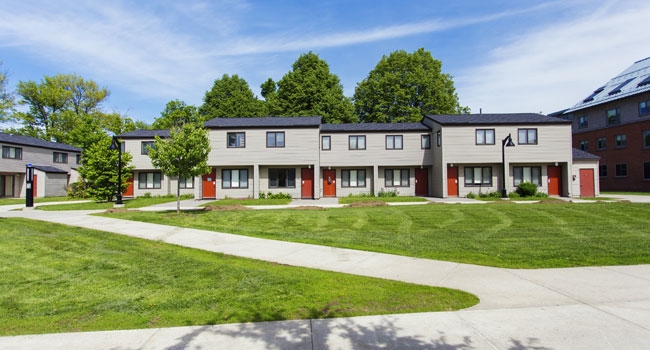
1,198,650,349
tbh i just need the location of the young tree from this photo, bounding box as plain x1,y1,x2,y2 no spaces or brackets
199,74,265,119
273,52,356,123
147,124,211,213
77,136,134,202
0,61,15,122
354,48,468,123
153,99,200,129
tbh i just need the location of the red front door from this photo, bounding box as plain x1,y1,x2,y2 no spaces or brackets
301,168,314,199
202,168,216,198
447,166,458,197
547,165,561,196
323,169,336,197
123,176,134,197
415,168,428,196
580,169,595,197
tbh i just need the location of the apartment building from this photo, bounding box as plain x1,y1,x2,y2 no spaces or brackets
559,57,650,191
0,132,81,197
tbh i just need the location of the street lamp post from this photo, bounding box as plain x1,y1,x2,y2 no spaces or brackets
109,136,123,205
501,133,515,198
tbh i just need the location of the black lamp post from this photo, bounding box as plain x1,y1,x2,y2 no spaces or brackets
501,133,516,198
109,136,123,205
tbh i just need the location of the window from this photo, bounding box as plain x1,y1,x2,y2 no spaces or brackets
341,169,366,187
644,162,650,181
421,134,431,149
464,167,492,186
1,146,22,159
615,164,628,177
227,132,245,148
76,153,82,164
385,169,409,187
615,134,626,148
606,108,620,126
53,152,68,163
578,115,588,128
138,172,162,189
266,132,285,148
386,135,403,150
268,168,295,188
640,101,649,116
599,165,608,178
644,130,650,149
349,135,366,150
141,141,155,155
322,136,331,150
513,166,541,186
475,129,495,145
222,169,248,189
579,140,588,151
518,129,538,145
179,176,194,189
596,137,606,150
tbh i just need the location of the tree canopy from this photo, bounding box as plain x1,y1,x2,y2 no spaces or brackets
0,62,15,122
199,74,265,119
270,52,356,123
354,48,468,123
153,99,200,129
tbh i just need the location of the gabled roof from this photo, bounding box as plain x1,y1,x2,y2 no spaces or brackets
118,130,170,139
0,132,81,152
572,148,600,160
321,122,430,132
566,57,650,113
424,113,571,126
204,116,322,128
32,165,68,173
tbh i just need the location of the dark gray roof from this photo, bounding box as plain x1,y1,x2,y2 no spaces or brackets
32,165,68,173
321,122,430,132
118,130,170,138
0,132,81,152
424,113,571,125
204,116,322,128
572,148,600,160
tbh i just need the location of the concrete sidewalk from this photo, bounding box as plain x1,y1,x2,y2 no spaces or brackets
1,208,650,349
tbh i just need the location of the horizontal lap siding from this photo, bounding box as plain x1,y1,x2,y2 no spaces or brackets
212,166,254,199
0,143,80,173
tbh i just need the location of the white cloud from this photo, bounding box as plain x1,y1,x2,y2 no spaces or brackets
456,0,650,114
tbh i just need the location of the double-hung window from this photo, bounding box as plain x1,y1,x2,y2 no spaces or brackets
615,163,628,177
386,135,403,150
596,137,606,150
578,116,588,128
268,168,295,188
179,176,194,189
138,172,161,189
384,169,409,187
475,129,495,145
606,108,620,126
644,162,650,181
615,134,626,148
322,136,331,150
341,169,366,187
643,130,650,149
266,132,285,148
222,169,248,189
349,135,366,150
599,165,608,178
464,167,492,186
639,101,649,116
1,146,22,159
76,153,82,164
141,141,155,155
513,166,541,186
227,132,245,148
53,152,68,163
421,134,431,149
518,128,538,145
579,140,588,151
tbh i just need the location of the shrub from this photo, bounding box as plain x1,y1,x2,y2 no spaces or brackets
508,192,521,199
378,189,399,197
479,191,501,198
67,181,89,198
142,192,152,198
516,182,538,197
466,192,477,199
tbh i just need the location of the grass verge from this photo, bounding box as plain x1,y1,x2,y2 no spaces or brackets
0,196,78,206
37,196,183,211
338,196,429,204
0,218,477,336
203,198,292,206
101,202,650,268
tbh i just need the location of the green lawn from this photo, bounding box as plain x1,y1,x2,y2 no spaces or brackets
101,202,650,268
203,198,292,206
0,218,477,336
37,196,182,211
0,196,79,206
338,196,429,204
601,191,650,196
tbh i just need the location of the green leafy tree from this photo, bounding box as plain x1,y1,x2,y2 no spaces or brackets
148,124,211,213
0,61,15,122
273,52,356,123
199,74,265,119
354,48,468,123
77,136,134,202
153,99,200,129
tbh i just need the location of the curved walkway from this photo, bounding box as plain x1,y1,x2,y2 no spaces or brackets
1,199,650,349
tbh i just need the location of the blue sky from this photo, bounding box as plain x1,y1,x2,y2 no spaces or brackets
1,0,649,124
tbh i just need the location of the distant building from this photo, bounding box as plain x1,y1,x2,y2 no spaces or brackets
558,57,650,192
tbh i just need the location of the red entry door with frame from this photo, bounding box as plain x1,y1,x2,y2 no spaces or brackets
580,169,595,197
123,176,134,197
301,168,314,199
547,165,561,196
447,166,458,197
415,168,428,196
323,169,336,197
202,168,216,199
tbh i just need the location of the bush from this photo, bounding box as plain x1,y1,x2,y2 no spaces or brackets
259,191,292,200
67,181,89,199
479,191,501,199
516,182,538,197
347,193,375,198
466,192,477,199
378,189,399,197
